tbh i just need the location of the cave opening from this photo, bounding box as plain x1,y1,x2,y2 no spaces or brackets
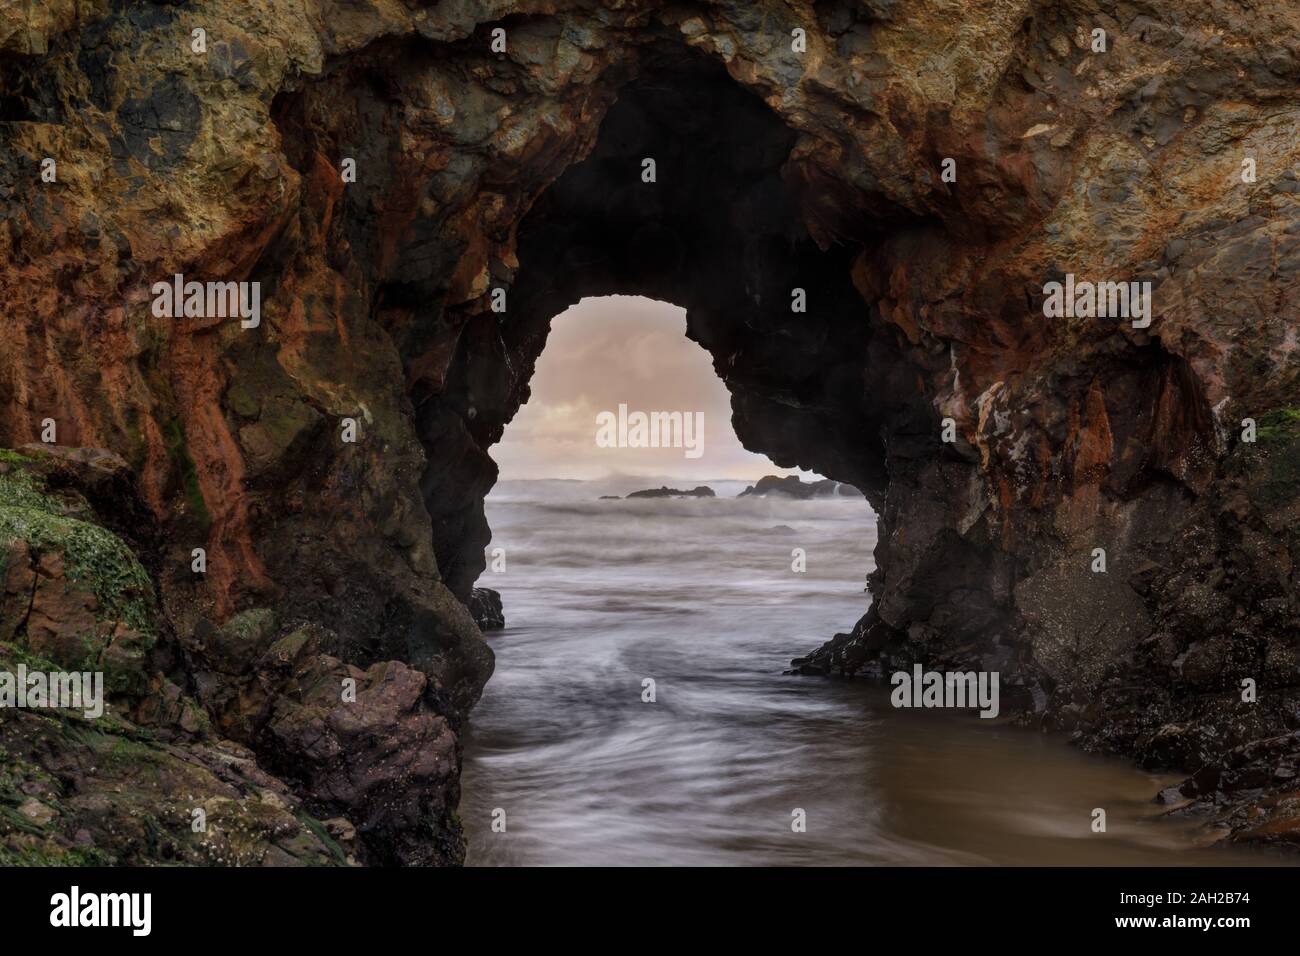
264,30,956,864
440,45,918,864
461,280,886,864
265,30,929,700
459,290,881,864
490,293,811,482
419,40,901,616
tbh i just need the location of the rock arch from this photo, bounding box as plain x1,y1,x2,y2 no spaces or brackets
0,1,1297,861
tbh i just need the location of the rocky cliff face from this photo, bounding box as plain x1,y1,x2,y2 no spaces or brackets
1,0,1297,860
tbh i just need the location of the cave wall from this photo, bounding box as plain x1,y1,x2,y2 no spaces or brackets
0,0,1298,859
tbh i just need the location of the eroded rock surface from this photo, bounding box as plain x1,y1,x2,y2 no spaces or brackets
0,451,352,865
1,1,1297,856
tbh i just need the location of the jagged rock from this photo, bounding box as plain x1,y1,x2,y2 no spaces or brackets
192,608,281,677
738,476,858,499
0,698,350,867
789,605,891,677
235,628,463,867
468,588,505,632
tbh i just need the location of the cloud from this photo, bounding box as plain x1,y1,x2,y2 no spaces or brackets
492,296,804,481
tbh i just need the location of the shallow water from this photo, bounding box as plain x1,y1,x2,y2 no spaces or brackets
462,480,1274,866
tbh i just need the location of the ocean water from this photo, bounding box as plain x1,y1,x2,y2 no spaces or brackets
461,479,1275,866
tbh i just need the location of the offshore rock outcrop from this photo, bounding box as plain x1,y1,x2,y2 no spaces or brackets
738,476,861,498
0,1,1297,858
625,485,716,499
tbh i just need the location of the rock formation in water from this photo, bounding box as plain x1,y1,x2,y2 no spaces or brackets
0,1,1297,859
738,475,860,498
468,587,505,631
626,485,715,498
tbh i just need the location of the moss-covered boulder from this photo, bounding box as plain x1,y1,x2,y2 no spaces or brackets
0,451,157,696
1248,408,1300,518
195,607,281,676
0,448,458,865
0,451,355,867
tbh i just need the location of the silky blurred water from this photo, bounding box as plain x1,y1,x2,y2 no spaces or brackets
461,479,1274,866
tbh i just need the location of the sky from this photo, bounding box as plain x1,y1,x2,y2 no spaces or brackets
492,296,810,481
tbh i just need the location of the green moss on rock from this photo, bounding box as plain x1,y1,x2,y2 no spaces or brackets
1256,408,1300,444
0,480,157,637
0,701,345,867
162,420,212,530
1248,409,1300,511
203,607,280,674
0,457,158,686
